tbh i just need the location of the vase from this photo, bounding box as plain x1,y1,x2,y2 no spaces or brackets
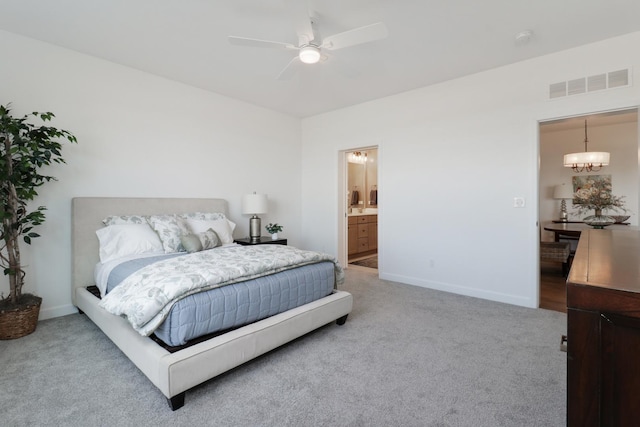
583,208,615,229
271,233,278,240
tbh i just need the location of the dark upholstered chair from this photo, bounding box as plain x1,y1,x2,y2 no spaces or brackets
540,241,572,276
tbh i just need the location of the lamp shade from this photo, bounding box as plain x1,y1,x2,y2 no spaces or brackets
242,193,268,215
553,183,574,200
563,151,610,168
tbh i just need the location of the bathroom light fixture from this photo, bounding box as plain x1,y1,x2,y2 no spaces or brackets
299,45,321,64
563,120,609,172
242,192,268,241
553,183,574,222
348,151,367,164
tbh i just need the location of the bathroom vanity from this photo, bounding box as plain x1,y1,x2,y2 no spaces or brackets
348,213,377,259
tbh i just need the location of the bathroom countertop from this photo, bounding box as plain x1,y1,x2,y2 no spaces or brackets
348,212,378,217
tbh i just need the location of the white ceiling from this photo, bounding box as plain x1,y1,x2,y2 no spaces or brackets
2,0,640,118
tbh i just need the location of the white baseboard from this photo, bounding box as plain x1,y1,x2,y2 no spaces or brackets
379,272,535,309
38,304,78,321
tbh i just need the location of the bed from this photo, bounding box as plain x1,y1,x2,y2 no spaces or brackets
71,197,353,410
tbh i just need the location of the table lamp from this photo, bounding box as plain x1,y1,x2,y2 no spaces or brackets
553,183,573,222
242,192,268,241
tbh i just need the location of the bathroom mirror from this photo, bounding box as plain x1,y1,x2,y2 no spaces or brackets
347,149,378,211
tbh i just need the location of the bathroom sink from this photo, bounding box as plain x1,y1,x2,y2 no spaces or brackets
364,208,378,214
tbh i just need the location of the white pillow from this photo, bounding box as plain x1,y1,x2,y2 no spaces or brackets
96,224,164,263
185,218,235,245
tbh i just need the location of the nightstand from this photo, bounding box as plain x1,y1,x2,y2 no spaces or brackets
234,237,287,246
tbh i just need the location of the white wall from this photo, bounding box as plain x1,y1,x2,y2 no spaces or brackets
3,28,640,319
0,30,301,319
301,32,640,308
540,119,638,242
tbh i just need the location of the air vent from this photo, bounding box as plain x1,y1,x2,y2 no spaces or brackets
549,82,567,99
549,68,631,99
608,69,629,88
567,78,586,96
587,74,606,92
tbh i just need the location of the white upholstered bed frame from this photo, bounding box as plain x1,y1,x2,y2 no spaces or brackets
71,197,353,410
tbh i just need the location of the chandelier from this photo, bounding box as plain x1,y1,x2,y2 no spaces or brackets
563,120,609,173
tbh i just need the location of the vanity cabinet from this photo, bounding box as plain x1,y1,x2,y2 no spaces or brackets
348,215,377,258
567,229,640,426
348,217,359,255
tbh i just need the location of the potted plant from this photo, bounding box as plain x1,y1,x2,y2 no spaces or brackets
0,104,77,339
265,223,283,240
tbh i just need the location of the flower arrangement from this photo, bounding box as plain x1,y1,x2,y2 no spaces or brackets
572,175,626,215
265,223,283,234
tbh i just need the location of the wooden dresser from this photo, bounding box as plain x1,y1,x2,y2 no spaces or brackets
566,229,640,426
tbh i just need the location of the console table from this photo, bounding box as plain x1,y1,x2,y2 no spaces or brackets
567,229,640,426
543,222,633,242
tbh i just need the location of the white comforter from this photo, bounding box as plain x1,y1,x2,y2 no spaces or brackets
99,244,344,336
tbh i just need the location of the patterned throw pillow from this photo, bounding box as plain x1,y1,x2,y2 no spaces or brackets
102,214,148,226
199,228,221,250
146,214,190,253
181,212,227,221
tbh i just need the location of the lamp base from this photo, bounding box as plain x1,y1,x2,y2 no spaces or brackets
249,216,261,241
559,199,568,222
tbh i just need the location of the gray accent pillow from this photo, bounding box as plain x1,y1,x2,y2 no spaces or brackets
180,229,221,253
180,234,202,253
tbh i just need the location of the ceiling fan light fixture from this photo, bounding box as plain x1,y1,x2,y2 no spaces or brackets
299,45,321,64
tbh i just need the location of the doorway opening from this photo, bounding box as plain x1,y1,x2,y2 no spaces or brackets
538,107,639,312
342,147,378,271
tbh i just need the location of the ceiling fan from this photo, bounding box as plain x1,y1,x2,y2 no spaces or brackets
228,1,388,79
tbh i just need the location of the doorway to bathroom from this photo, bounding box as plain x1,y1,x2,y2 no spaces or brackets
345,148,378,271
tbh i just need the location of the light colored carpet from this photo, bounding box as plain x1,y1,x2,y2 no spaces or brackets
0,269,566,426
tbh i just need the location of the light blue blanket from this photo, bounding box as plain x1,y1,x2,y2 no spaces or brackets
99,245,343,336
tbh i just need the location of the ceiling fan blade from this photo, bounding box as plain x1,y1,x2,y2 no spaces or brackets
321,22,388,50
284,0,314,44
228,35,296,50
277,56,300,80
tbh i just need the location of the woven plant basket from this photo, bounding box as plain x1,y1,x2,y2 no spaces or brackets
0,295,42,340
